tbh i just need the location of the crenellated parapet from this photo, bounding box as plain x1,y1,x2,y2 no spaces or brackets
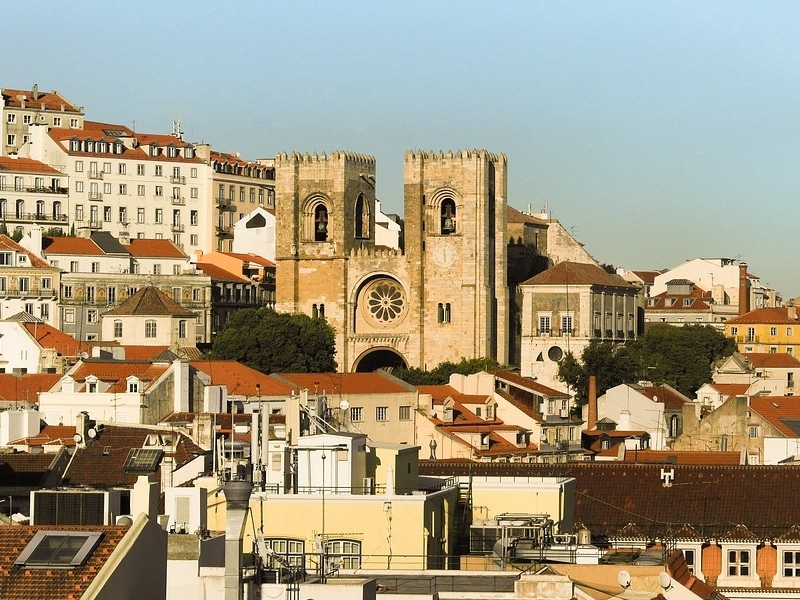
404,148,507,165
275,150,376,170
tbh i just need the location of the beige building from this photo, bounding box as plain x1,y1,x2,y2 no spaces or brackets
0,232,61,325
519,261,641,390
1,85,84,156
275,149,509,372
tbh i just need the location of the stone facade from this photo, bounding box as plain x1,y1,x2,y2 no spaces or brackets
275,149,508,372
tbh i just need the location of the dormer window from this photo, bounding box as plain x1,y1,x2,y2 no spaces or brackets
184,146,194,159
149,143,159,157
128,380,139,393
70,139,80,152
167,145,177,158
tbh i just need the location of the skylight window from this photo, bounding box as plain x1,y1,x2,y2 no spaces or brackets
15,531,103,568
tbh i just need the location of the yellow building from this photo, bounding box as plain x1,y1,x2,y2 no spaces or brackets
725,306,800,355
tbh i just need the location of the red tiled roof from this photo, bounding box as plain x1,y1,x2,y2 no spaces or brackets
492,369,570,397
0,373,62,402
104,285,195,317
222,252,276,268
196,262,249,282
0,451,64,486
521,261,635,288
637,384,691,410
0,524,130,599
506,205,546,225
119,345,170,360
2,87,82,112
68,361,169,394
727,307,800,325
750,396,800,437
126,239,186,259
9,425,77,448
744,352,800,369
632,270,662,284
417,385,491,406
190,360,294,396
708,383,750,397
0,156,62,175
0,235,51,269
42,236,105,255
22,322,80,356
273,372,413,395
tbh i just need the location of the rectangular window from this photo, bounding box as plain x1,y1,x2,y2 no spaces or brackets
91,262,100,273
399,405,411,421
63,308,75,323
190,187,198,198
87,309,98,323
63,285,73,298
114,320,123,337
789,327,794,337
119,207,127,223
351,407,363,422
190,234,198,246
103,182,112,194
539,315,551,335
19,277,29,292
728,549,750,576
155,186,163,196
75,160,83,172
118,163,127,175
137,164,145,176
103,162,111,174
784,551,800,577
70,118,79,128
190,210,198,225
190,167,198,178
137,184,145,196
376,406,388,421
119,184,127,195
85,286,95,303
561,314,573,335
75,181,84,192
6,113,15,123
41,277,51,290
749,425,759,438
155,208,163,223
145,320,157,337
7,134,16,146
155,165,163,176
53,116,62,127
137,207,145,223
107,286,116,304
771,327,778,336
103,206,111,222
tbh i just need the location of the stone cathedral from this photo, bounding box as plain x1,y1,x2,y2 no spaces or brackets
274,149,512,373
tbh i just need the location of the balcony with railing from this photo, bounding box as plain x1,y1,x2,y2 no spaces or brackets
170,176,186,185
215,225,233,238
216,197,237,212
87,172,104,180
171,196,185,205
0,288,57,299
0,185,68,194
171,223,185,233
88,191,103,201
0,212,69,224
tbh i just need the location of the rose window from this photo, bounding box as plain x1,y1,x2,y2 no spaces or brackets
365,281,405,324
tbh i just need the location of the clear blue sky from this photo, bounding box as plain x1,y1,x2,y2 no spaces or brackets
6,1,800,297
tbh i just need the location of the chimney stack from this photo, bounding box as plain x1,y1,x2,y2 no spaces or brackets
587,375,598,430
739,263,750,316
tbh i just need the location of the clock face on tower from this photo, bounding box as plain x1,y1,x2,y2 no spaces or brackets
432,241,456,268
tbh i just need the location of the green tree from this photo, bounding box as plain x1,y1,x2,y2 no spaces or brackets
557,341,639,405
211,308,337,373
393,357,505,385
635,324,735,396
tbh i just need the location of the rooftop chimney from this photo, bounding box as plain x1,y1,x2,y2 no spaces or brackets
32,83,39,101
738,263,750,316
587,375,598,430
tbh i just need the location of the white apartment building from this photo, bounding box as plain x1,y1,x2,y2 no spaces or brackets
25,120,213,256
0,155,69,239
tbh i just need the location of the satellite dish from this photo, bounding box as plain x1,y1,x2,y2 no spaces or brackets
73,433,83,443
658,572,673,590
80,352,89,360
617,570,631,589
339,399,350,411
87,428,97,439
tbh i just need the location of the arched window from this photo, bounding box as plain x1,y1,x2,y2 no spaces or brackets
36,200,45,219
0,199,6,219
440,199,456,234
325,539,361,570
53,201,62,220
314,204,329,242
312,304,318,319
145,319,157,338
15,199,24,219
355,193,369,238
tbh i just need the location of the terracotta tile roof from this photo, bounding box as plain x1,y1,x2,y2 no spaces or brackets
708,383,750,397
190,360,294,396
22,322,80,356
419,462,800,541
475,432,538,457
103,285,196,317
670,524,704,541
272,372,414,395
222,252,275,268
506,205,546,225
417,385,491,407
521,261,635,288
196,262,249,282
647,287,712,311
68,361,169,394
0,235,51,269
727,307,800,325
0,451,63,486
126,239,186,259
117,345,170,361
0,373,62,403
632,271,662,284
718,523,758,542
492,370,570,397
775,524,800,542
2,87,82,112
665,550,726,600
64,424,202,487
634,384,691,410
9,425,77,448
41,236,105,255
0,523,130,599
744,352,800,369
620,449,742,465
0,156,62,175
749,396,800,437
